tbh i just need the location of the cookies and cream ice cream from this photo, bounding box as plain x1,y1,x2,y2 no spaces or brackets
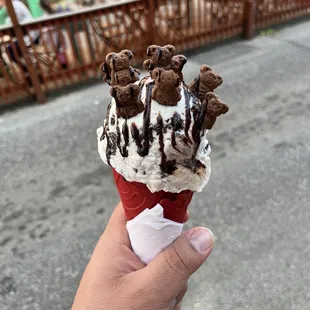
97,45,228,194
97,79,212,193
97,44,229,224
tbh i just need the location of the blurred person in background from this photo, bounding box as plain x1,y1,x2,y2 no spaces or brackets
0,1,7,25
0,1,8,70
2,0,40,46
1,0,40,80
1,0,67,80
39,0,68,69
40,0,70,13
39,0,54,14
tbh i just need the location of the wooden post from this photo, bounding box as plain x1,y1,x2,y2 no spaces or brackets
186,0,191,28
146,0,157,44
243,0,255,40
5,0,46,103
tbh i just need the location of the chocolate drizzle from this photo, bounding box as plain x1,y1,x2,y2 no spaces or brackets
121,120,129,157
191,104,205,145
149,125,154,143
171,132,182,153
116,118,121,149
106,133,117,166
171,112,183,131
184,158,206,173
170,112,184,153
103,103,115,165
139,82,154,156
131,123,142,152
116,118,129,157
184,88,192,142
100,102,112,141
171,131,177,149
100,126,106,141
138,82,144,102
105,103,117,165
171,131,185,154
182,136,191,146
105,134,112,165
190,99,206,171
157,113,177,174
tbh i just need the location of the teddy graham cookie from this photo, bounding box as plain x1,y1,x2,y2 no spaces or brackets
100,49,140,86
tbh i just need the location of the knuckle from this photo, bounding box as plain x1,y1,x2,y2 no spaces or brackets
164,246,191,279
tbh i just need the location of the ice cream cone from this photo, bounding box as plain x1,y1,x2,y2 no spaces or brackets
113,169,193,223
97,44,230,264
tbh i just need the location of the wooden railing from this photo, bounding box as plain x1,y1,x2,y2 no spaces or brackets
1,0,310,105
154,0,245,50
255,0,310,28
0,24,29,104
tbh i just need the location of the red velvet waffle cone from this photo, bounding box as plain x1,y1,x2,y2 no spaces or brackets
113,169,194,223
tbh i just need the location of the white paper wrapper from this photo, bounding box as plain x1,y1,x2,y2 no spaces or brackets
126,204,184,264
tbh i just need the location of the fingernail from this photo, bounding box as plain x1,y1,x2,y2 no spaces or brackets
186,228,214,253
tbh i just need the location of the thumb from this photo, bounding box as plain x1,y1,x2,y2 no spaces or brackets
141,227,214,300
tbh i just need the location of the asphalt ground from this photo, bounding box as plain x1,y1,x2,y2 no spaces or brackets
1,19,310,310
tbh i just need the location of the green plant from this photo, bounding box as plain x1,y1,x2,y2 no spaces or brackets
260,28,277,37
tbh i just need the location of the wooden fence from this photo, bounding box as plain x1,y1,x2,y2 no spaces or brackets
0,0,309,105
255,0,310,28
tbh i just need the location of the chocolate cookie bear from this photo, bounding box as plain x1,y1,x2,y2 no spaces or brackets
152,68,181,106
110,84,144,119
188,65,223,102
170,54,187,82
143,44,176,73
202,92,229,130
101,49,140,86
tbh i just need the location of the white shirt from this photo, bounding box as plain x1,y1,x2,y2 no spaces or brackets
11,0,32,22
5,0,40,46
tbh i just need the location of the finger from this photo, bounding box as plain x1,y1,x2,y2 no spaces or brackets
99,202,131,247
140,227,214,301
90,202,145,277
169,283,187,310
175,283,188,306
107,202,127,228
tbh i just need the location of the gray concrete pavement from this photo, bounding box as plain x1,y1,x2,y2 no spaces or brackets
1,20,310,310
